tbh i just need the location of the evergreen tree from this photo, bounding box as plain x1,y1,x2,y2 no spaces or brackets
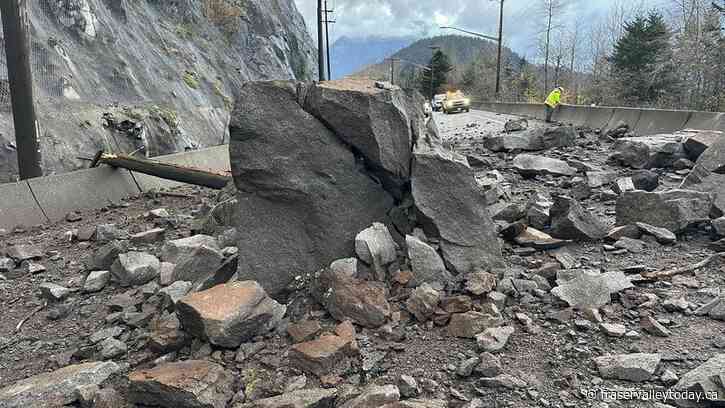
610,11,678,104
419,50,453,99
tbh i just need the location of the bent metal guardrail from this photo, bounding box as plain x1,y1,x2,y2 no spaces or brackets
470,102,725,135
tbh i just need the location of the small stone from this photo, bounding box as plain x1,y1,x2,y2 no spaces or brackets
641,316,671,337
476,326,515,353
99,338,126,360
465,272,497,295
287,320,322,343
477,374,527,389
661,369,679,385
594,353,662,382
457,357,481,377
600,323,627,337
95,224,128,243
476,352,502,377
406,283,441,322
289,334,358,377
399,375,421,398
129,228,166,244
355,223,397,280
39,283,70,301
110,252,160,287
330,258,358,278
83,271,110,293
448,311,503,338
6,244,43,262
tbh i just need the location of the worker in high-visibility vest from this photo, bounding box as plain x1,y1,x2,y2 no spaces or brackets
544,87,564,123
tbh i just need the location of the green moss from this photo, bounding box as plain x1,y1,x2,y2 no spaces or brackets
150,105,178,129
213,79,233,109
243,369,260,398
183,71,200,89
175,23,194,39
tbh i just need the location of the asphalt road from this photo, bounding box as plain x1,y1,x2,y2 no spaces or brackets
433,109,543,141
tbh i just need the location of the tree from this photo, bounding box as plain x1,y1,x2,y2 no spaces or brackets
610,11,679,104
418,50,453,98
534,0,569,96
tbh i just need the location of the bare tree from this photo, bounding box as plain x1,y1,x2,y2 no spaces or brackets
533,0,570,96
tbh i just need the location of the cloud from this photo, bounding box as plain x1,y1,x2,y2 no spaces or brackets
292,0,663,58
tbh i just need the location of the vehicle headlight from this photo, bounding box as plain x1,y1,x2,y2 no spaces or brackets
463,98,470,105
445,101,452,107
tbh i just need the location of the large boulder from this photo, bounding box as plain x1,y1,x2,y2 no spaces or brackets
0,362,120,408
609,134,688,169
176,281,286,348
228,81,396,296
616,189,714,233
302,79,422,197
411,144,504,274
483,126,576,152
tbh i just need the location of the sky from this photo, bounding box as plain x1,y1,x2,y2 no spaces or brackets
293,0,667,59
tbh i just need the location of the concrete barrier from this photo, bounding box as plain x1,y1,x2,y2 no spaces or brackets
28,167,141,222
604,108,643,133
552,105,586,125
582,107,615,130
0,181,48,230
133,145,231,192
634,109,692,135
519,104,545,120
685,112,724,131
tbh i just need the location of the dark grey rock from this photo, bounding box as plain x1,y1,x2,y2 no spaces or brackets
673,354,725,407
595,353,661,382
406,235,451,287
631,169,660,191
617,190,714,233
229,81,396,296
550,196,608,240
412,144,504,274
512,154,577,177
609,134,688,169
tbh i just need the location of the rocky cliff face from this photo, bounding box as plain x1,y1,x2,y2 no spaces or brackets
0,0,316,182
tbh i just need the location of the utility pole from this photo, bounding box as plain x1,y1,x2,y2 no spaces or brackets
0,0,42,179
429,46,440,101
323,0,334,80
495,0,504,98
317,0,326,81
389,58,397,85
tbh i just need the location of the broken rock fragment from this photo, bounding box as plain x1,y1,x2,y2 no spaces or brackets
550,195,608,240
0,362,120,408
594,353,662,382
552,270,633,308
405,235,451,287
234,388,338,408
355,223,397,280
316,267,391,328
176,281,285,348
672,354,725,407
289,334,358,377
406,283,441,322
128,360,234,408
111,251,160,287
512,154,577,177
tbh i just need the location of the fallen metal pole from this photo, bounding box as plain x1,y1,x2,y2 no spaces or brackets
96,153,231,190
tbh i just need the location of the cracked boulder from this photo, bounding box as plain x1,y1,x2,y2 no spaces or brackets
229,81,397,296
176,281,285,348
616,189,714,233
411,143,504,274
302,79,423,198
484,125,576,152
355,223,397,281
